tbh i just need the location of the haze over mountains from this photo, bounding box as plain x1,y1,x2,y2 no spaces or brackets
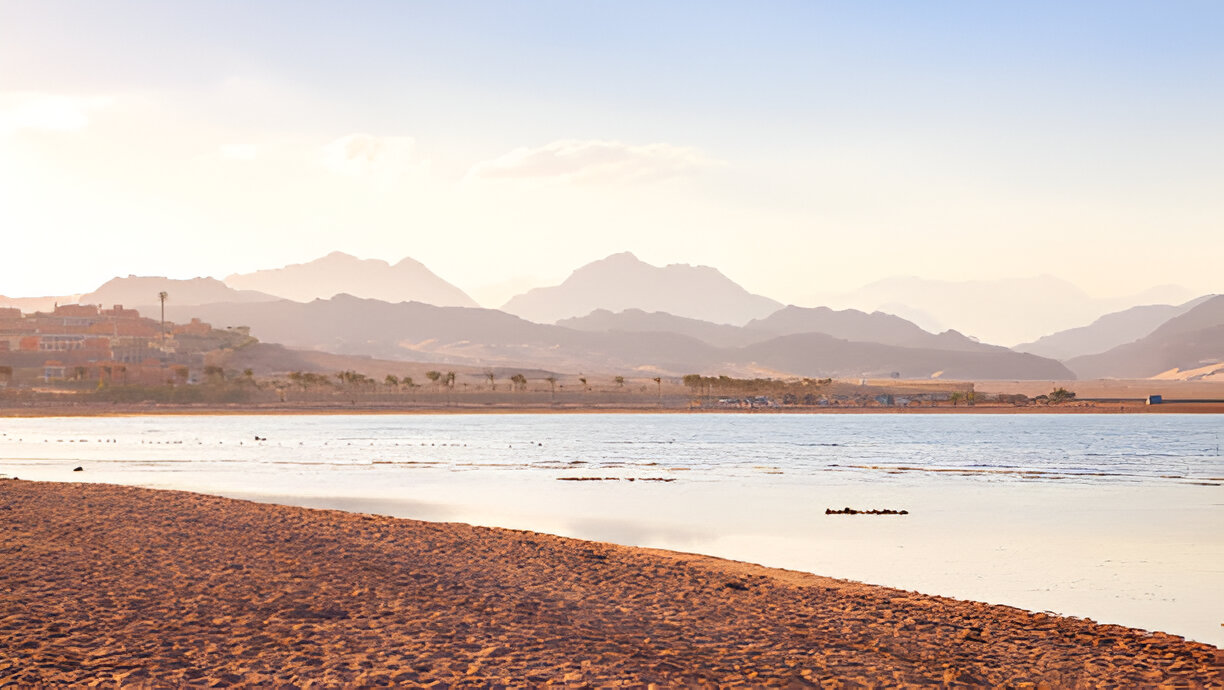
1066,295,1224,380
501,252,782,326
82,277,278,310
808,276,1197,347
1014,296,1213,361
1,250,1218,381
225,252,478,307
180,295,1073,380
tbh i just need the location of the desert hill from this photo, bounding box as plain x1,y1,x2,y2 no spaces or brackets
81,276,278,309
179,295,1072,379
225,252,477,307
1014,296,1212,361
807,276,1195,346
745,306,993,353
558,305,998,353
0,294,83,313
1065,295,1224,379
501,252,782,326
174,295,728,374
558,309,762,348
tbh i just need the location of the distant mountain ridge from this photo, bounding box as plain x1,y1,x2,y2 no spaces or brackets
81,276,278,309
1014,296,1213,361
501,252,782,326
225,251,477,307
557,309,761,348
0,294,83,313
807,276,1197,346
1065,295,1224,378
745,306,993,353
560,305,998,353
180,294,1073,380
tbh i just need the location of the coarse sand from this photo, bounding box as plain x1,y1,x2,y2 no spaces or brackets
1,481,1220,687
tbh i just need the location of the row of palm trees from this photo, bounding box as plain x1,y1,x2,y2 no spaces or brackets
275,369,656,396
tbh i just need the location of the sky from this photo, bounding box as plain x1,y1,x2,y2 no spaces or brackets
1,1,1222,309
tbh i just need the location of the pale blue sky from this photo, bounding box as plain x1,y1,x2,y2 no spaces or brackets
1,1,1221,305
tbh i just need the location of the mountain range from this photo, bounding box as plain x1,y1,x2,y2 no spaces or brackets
807,276,1197,346
560,306,993,353
1014,296,1213,361
82,276,278,309
177,294,1073,380
225,251,478,307
501,252,782,326
1065,295,1224,380
2,250,1219,381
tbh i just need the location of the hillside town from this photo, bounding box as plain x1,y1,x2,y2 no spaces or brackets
0,303,248,387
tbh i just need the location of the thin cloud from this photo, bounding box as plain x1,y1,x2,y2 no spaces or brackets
219,143,258,161
0,92,113,135
319,133,418,177
468,139,721,184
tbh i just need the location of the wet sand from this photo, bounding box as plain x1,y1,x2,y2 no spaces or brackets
1,481,1220,686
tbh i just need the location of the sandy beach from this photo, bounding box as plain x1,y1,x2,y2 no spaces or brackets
1,481,1219,686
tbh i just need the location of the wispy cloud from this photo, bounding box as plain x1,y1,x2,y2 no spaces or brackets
219,143,258,161
0,92,113,136
468,139,720,184
319,133,418,177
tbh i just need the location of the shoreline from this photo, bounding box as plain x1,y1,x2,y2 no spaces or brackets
2,401,1221,417
0,481,1218,686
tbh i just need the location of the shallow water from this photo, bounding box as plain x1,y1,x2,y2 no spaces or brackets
2,413,1222,645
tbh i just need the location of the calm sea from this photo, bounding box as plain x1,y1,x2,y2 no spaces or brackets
2,413,1222,645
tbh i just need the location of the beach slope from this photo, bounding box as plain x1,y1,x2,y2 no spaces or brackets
0,481,1218,686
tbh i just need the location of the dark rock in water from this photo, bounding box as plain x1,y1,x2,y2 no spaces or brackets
826,507,908,515
72,467,84,472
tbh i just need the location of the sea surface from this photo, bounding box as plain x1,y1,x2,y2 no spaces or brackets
2,413,1222,645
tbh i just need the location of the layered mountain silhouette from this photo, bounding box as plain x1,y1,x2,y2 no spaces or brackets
224,252,477,307
745,306,992,352
739,333,1070,381
557,309,761,348
0,294,83,313
807,276,1196,346
5,249,1214,381
179,295,1072,379
501,252,782,325
1065,295,1224,379
81,276,277,309
560,305,996,353
1014,296,1213,361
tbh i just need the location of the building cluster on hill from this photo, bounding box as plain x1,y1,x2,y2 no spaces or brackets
0,304,223,386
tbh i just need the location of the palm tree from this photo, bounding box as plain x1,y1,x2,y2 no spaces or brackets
157,291,168,348
653,377,662,401
545,375,557,400
614,376,625,388
484,369,496,391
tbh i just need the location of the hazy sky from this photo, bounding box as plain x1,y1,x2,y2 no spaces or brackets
2,1,1221,306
